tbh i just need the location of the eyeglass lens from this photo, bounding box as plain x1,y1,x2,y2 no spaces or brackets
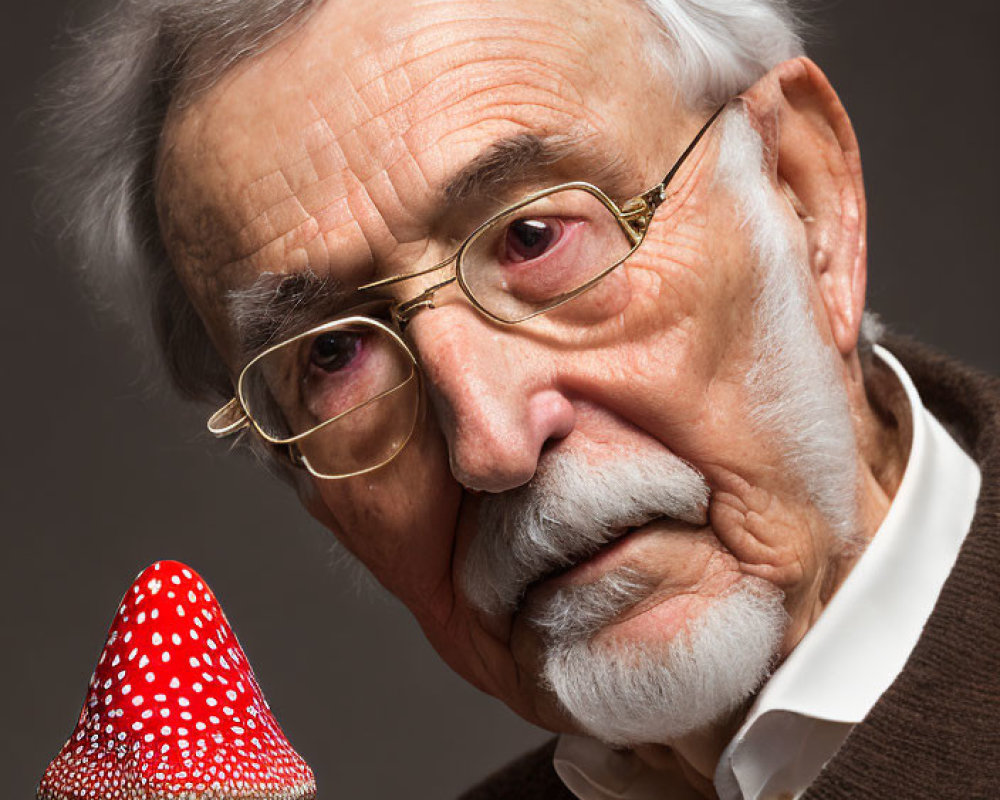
239,320,420,477
459,187,639,323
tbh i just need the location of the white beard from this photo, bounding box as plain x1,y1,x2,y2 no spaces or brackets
530,571,788,745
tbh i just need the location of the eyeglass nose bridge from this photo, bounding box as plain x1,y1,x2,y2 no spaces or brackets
359,252,462,328
392,275,458,327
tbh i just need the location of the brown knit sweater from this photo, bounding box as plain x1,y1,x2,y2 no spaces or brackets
461,337,1000,800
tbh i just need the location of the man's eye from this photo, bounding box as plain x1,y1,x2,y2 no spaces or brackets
309,331,362,373
503,218,564,263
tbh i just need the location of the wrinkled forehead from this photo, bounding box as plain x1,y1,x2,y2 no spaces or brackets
155,0,675,361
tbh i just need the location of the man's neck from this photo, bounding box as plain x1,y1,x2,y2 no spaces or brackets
632,716,743,799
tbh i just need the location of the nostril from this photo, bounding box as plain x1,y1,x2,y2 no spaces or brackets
450,390,575,492
530,389,576,446
408,313,576,493
450,389,576,490
449,448,536,493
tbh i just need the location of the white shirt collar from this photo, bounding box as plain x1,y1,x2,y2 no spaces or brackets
554,345,982,800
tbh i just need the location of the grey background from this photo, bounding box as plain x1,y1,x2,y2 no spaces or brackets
3,1,998,798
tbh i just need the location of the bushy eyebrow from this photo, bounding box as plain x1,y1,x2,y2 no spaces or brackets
441,131,633,210
443,133,573,203
227,271,351,362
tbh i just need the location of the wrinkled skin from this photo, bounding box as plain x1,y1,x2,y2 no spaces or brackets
156,0,908,786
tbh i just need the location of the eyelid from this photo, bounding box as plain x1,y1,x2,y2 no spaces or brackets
296,323,354,380
499,196,563,220
450,181,557,224
316,298,395,327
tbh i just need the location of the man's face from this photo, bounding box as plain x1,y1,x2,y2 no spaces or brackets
158,0,856,737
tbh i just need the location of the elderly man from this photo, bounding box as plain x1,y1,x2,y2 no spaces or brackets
47,0,998,797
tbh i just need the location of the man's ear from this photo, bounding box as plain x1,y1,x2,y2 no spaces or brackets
741,57,867,357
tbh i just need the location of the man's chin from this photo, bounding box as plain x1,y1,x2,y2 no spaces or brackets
527,577,789,748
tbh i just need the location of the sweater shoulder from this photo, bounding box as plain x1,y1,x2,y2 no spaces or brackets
458,739,576,800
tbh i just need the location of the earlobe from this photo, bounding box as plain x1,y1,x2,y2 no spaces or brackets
741,57,868,357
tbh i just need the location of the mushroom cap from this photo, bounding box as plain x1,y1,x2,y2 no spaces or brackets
37,560,316,800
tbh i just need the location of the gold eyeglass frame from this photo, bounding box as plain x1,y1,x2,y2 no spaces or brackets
207,103,727,478
208,315,421,479
362,103,727,327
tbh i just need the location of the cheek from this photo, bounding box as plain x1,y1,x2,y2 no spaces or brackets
623,211,768,441
574,247,759,464
618,200,759,367
705,465,830,600
546,266,633,325
307,410,462,610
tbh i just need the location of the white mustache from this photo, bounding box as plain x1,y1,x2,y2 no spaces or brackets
461,446,711,614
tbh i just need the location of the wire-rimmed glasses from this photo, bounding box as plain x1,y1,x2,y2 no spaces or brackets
208,315,421,479
208,104,727,479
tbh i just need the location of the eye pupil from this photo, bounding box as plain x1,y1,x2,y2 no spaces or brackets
311,332,361,372
506,219,555,261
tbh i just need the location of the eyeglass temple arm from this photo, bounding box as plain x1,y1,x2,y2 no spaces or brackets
623,103,728,227
207,397,250,438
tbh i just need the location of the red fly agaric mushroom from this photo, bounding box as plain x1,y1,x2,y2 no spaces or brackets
37,560,316,800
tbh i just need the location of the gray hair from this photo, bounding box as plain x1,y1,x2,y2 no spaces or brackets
40,0,318,399
40,0,804,400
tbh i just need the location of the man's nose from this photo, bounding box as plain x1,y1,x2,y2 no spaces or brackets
407,309,576,492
